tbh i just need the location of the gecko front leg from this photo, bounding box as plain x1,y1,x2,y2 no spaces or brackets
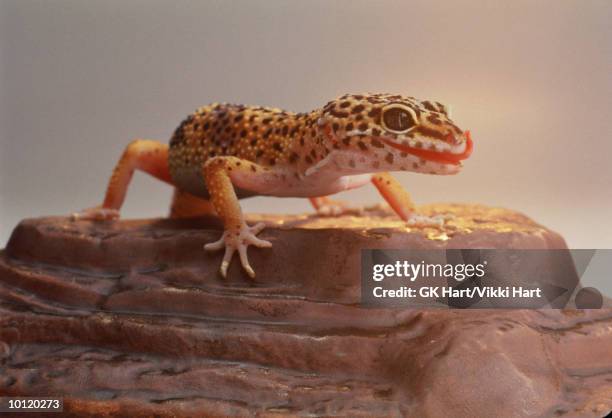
371,172,447,227
202,156,282,278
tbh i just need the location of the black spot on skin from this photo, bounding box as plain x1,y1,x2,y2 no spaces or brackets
310,149,317,159
422,101,437,112
269,158,276,166
263,118,272,124
250,138,257,146
427,114,442,125
385,153,394,164
415,126,446,140
289,152,299,163
263,128,272,139
358,122,368,131
240,130,247,137
330,108,349,118
449,123,463,134
353,94,364,100
342,137,351,146
300,137,305,146
371,138,384,148
234,114,243,122
170,129,185,147
340,101,351,108
332,123,339,132
252,125,259,132
282,125,288,136
203,122,210,130
256,150,264,157
346,122,354,131
305,155,313,164
357,141,368,151
352,104,365,114
251,165,257,172
371,128,381,137
273,142,283,151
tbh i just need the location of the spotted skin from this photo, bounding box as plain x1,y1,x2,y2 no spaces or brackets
73,93,473,278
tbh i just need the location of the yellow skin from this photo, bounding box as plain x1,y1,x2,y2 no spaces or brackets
73,93,473,278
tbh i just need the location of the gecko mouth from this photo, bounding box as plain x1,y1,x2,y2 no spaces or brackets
381,131,473,166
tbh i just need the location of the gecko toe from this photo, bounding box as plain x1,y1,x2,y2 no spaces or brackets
407,214,446,228
204,221,271,279
238,245,256,278
204,236,226,251
250,236,272,248
71,206,120,221
250,222,266,234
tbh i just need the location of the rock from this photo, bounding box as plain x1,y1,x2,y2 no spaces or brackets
0,204,611,417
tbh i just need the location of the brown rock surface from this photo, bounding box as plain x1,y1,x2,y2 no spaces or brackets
0,204,611,417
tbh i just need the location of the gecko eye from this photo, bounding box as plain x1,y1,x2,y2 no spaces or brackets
381,104,417,133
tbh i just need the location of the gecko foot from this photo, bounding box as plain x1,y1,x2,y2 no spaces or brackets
314,199,364,217
204,222,272,279
71,205,120,221
407,213,454,228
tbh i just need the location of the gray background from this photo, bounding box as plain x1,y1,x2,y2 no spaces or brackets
1,0,611,248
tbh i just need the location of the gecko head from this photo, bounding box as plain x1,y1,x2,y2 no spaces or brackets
317,93,473,175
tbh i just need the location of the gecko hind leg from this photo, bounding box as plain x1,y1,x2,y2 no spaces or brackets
169,189,216,218
309,196,363,216
72,139,171,220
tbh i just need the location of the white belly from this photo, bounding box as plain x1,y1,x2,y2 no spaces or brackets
264,173,373,198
